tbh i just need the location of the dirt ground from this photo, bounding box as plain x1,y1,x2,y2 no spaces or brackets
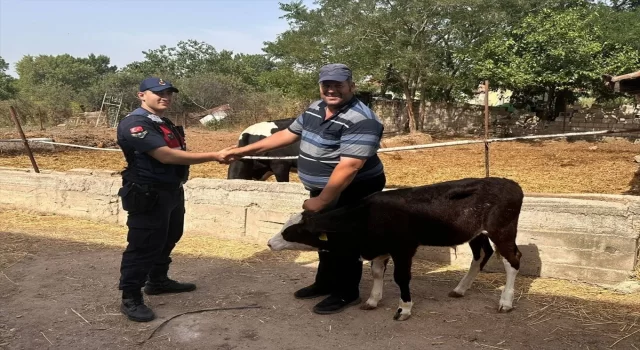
1,210,639,350
2,125,640,194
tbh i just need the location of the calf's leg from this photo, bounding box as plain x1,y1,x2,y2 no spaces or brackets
449,234,492,298
487,206,522,313
362,255,390,310
493,237,521,313
270,162,291,182
391,252,414,321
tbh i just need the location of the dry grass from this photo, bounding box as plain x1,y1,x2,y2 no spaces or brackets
2,126,640,194
413,261,640,346
0,209,319,271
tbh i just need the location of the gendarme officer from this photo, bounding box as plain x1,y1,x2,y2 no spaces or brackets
116,77,232,322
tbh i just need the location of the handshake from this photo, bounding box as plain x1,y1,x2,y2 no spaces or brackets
211,146,243,165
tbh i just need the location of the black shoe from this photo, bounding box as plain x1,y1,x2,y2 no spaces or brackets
144,277,196,295
312,295,361,315
294,283,331,300
121,292,155,322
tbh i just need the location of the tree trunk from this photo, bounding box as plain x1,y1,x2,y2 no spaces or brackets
444,86,453,104
403,81,417,134
546,86,556,121
380,63,393,98
418,86,428,132
554,89,569,120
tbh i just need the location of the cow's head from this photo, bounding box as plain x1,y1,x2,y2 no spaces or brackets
267,211,329,251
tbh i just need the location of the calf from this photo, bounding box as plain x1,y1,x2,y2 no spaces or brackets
227,118,300,182
268,177,524,321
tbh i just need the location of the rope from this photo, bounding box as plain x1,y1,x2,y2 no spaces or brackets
6,127,640,160
30,140,122,152
242,128,640,160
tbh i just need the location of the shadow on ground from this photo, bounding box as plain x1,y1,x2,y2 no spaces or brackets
626,166,640,196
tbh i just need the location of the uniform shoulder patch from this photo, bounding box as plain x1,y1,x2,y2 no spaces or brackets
129,126,148,139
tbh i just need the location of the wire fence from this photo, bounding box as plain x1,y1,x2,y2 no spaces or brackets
7,127,640,161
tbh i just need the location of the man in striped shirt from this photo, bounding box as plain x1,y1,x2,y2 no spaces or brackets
221,63,386,314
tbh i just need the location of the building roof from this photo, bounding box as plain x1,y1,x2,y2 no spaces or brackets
602,70,640,94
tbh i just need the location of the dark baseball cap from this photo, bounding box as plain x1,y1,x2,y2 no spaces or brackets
139,77,179,93
318,63,352,83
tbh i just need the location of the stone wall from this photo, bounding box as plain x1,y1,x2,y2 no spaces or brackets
1,167,638,285
373,100,640,140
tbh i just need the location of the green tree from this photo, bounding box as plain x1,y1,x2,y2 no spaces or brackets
476,6,640,118
263,0,542,132
258,64,318,100
14,53,117,125
594,4,640,52
175,73,251,113
15,54,115,92
608,0,640,10
125,40,277,88
0,57,17,100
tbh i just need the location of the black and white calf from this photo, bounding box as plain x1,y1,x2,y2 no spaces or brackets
227,118,300,182
268,177,524,321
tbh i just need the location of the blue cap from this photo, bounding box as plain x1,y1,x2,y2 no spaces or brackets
318,63,352,83
139,77,179,93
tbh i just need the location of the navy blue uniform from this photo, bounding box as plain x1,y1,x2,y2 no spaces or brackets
116,107,189,292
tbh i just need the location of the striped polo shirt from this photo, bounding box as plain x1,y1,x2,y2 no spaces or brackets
287,97,385,191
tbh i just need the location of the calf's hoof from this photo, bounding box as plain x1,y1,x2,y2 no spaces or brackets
498,304,515,313
360,301,378,310
393,308,411,321
448,290,464,298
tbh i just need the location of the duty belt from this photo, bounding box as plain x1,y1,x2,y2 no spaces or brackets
128,182,184,192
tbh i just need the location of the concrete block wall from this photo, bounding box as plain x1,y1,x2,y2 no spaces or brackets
0,138,56,152
0,167,121,223
545,113,640,139
1,167,638,285
415,194,640,284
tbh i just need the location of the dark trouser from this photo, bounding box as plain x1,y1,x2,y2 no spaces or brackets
118,183,185,292
310,173,386,299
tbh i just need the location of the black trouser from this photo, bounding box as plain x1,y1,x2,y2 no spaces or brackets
118,182,185,292
310,173,386,300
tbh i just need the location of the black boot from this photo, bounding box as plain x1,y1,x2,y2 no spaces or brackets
121,290,155,322
312,294,361,314
144,276,196,295
294,283,331,300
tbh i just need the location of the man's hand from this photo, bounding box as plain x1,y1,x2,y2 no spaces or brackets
302,196,332,212
148,146,240,165
216,146,240,164
217,129,300,162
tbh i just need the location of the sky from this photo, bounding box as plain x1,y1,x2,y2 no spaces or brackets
0,0,317,77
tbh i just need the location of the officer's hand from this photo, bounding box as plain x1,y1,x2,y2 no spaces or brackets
216,146,240,164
